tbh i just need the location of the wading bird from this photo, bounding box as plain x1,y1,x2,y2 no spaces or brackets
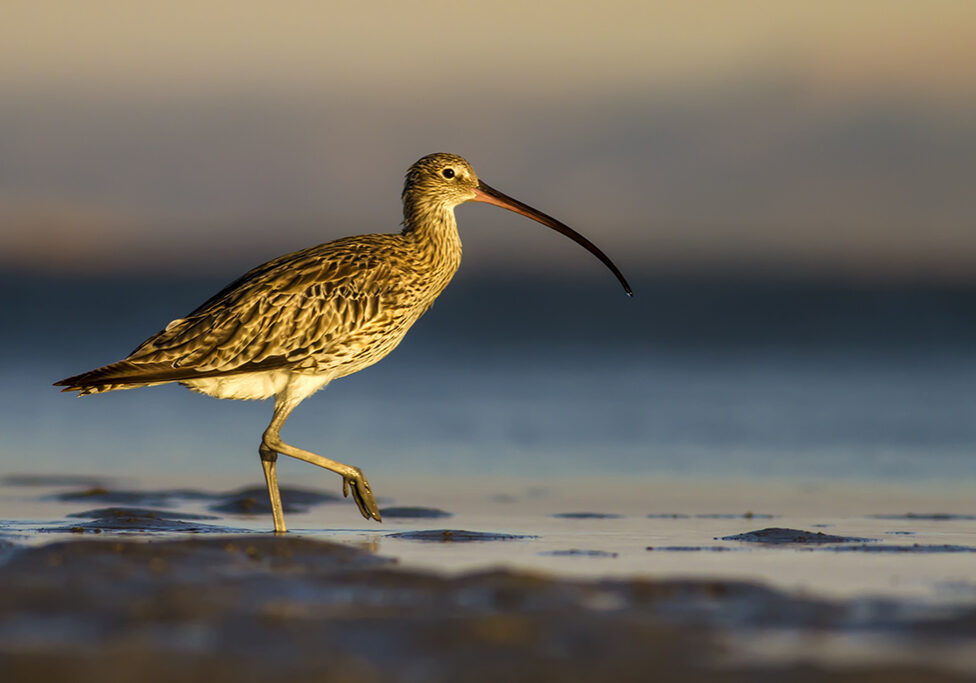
56,153,632,532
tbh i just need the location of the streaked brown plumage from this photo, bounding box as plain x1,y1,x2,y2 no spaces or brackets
55,152,632,532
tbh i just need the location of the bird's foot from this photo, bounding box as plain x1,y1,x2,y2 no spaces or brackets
343,467,382,522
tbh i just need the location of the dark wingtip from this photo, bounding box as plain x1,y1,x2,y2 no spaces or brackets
54,380,85,395
54,373,87,393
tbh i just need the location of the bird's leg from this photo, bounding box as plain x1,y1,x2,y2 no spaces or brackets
262,399,382,523
270,439,382,522
259,444,287,533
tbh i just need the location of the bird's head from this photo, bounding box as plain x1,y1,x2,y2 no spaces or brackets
403,152,633,296
403,152,481,209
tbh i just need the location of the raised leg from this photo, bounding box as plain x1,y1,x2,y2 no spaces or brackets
259,445,287,533
261,397,382,526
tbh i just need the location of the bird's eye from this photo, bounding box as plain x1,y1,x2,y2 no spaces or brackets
442,168,456,179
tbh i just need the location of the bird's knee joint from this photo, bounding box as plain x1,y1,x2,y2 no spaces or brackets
259,441,277,462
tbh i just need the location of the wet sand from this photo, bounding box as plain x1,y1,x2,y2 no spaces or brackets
1,474,975,681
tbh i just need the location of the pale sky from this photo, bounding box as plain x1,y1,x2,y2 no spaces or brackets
4,2,974,99
2,1,975,279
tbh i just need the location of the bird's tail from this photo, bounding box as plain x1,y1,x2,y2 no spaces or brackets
54,360,193,395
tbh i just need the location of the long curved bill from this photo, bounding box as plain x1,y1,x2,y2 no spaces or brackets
472,180,633,297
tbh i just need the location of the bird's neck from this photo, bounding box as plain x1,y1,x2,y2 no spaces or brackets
401,198,463,274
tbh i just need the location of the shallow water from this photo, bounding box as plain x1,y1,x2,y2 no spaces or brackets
4,473,976,676
3,474,974,606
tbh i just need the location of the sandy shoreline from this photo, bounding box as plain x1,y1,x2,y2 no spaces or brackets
1,475,975,681
1,535,975,682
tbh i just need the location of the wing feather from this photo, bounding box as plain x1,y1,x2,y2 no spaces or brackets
122,237,410,375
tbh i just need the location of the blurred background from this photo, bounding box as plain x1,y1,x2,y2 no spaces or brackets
2,1,975,487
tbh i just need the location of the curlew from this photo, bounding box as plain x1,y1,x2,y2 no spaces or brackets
55,153,632,532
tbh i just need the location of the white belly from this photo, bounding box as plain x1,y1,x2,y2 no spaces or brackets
181,371,331,401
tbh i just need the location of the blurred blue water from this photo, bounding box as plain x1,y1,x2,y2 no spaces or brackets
3,272,975,483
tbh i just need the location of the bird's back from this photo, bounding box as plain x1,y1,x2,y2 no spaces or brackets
56,231,461,396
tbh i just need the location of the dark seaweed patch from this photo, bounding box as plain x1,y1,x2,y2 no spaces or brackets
869,513,976,521
826,544,976,554
541,549,619,558
379,506,453,519
208,487,341,515
39,507,242,534
67,507,219,521
52,485,342,515
52,487,217,507
646,513,691,519
387,529,535,542
552,512,623,519
2,474,109,488
720,527,872,545
647,546,741,552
